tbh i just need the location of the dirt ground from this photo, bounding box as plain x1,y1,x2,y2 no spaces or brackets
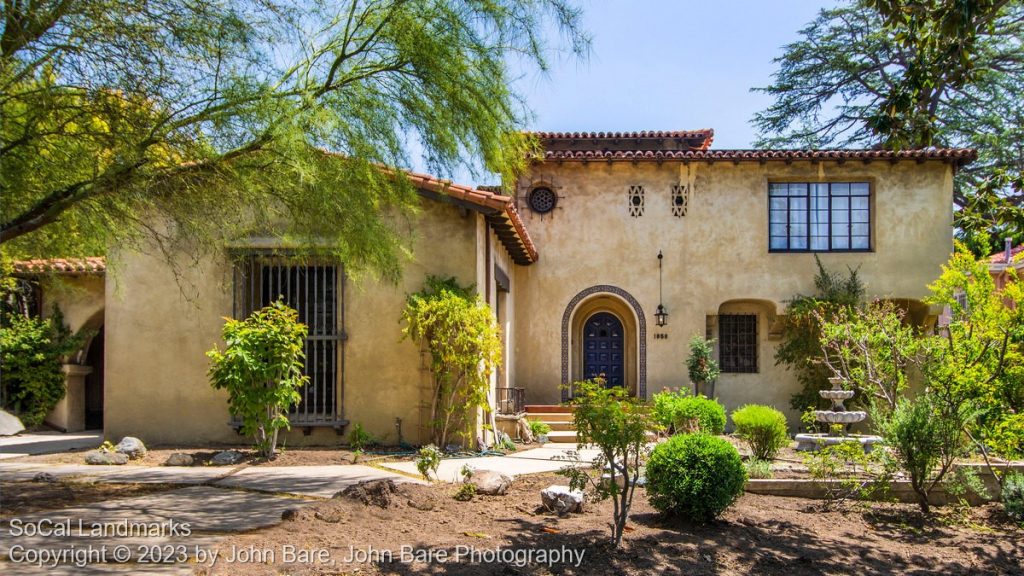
202,473,1022,576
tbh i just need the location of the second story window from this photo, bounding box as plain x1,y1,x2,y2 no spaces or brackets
769,182,871,252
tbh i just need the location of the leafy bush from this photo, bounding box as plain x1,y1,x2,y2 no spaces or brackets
0,307,87,427
731,404,790,460
348,422,375,452
802,440,894,507
416,444,442,480
560,378,654,547
1002,473,1024,525
745,458,773,479
685,335,720,397
454,482,477,501
528,419,551,437
402,276,501,448
878,394,966,513
678,395,726,434
207,301,308,459
646,433,746,523
651,390,725,435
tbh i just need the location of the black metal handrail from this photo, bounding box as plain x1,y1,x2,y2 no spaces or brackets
496,387,525,415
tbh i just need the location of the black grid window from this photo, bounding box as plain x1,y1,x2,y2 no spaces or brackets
233,255,345,425
719,314,757,373
769,182,870,252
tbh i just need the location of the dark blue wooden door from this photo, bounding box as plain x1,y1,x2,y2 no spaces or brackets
583,312,624,388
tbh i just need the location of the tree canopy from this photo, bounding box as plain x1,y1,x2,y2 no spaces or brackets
753,0,1024,254
0,0,587,277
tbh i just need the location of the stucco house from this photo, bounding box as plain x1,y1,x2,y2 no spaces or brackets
13,129,977,446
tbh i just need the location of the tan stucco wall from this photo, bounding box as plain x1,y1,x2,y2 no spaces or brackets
512,160,955,426
104,199,479,446
40,275,105,347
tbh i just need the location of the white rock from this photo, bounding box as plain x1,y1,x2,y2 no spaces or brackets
0,409,25,436
541,485,585,515
115,436,147,459
164,453,194,466
469,469,513,496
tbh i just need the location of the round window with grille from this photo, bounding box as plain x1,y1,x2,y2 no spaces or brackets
528,187,557,214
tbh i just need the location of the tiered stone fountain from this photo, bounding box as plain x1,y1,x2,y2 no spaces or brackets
794,377,882,452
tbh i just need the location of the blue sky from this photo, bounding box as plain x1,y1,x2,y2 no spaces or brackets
514,0,836,148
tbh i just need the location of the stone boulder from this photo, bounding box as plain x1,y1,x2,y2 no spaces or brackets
85,450,129,465
336,479,400,508
541,485,585,515
468,469,513,496
164,453,194,467
115,437,147,459
211,450,245,465
33,472,59,483
0,409,25,436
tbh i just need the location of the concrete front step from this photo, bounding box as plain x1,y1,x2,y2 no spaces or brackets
525,404,573,413
526,412,574,423
545,430,578,443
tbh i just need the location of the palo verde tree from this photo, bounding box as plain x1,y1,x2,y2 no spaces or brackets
401,276,501,449
0,0,588,275
753,0,1024,254
207,301,309,459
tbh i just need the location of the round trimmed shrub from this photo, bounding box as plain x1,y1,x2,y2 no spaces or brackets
646,433,747,522
674,395,726,434
731,404,790,461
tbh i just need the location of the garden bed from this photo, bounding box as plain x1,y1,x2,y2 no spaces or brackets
202,471,1022,575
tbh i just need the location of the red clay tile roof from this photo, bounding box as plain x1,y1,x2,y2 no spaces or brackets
12,257,106,275
989,244,1024,265
530,129,715,148
537,147,977,165
403,170,537,265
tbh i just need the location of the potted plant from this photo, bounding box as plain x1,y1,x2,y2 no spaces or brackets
686,335,720,399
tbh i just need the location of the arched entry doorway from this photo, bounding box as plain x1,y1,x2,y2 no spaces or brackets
561,285,647,401
582,312,625,387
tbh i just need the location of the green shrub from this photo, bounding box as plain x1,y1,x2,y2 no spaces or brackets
1003,473,1024,525
348,422,375,451
651,390,725,434
646,433,747,522
745,458,773,479
0,307,87,427
528,419,551,437
207,301,308,459
677,395,726,434
416,444,442,480
731,404,790,461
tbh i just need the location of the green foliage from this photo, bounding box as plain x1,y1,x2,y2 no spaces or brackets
402,276,501,448
819,300,928,417
731,404,790,461
877,395,967,513
653,392,726,435
645,433,747,523
528,419,551,437
0,0,589,271
348,423,375,452
925,248,1024,461
206,301,308,459
416,444,442,480
0,306,87,427
1002,473,1024,525
776,257,865,411
745,458,774,479
652,390,726,434
753,2,1024,251
454,482,477,501
675,391,724,432
802,441,894,507
685,335,720,397
560,378,654,547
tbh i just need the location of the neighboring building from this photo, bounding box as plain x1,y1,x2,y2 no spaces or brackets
989,240,1023,294
12,130,977,444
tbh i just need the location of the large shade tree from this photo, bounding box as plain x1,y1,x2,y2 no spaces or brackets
753,0,1024,254
0,0,587,277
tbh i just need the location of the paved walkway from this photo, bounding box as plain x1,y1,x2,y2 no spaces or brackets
0,430,102,460
0,444,601,572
